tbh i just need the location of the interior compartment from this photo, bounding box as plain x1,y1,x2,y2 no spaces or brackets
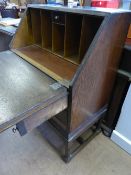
30,8,42,46
12,8,104,84
15,45,78,83
79,15,103,62
64,14,83,64
52,23,65,57
27,9,33,40
41,10,52,51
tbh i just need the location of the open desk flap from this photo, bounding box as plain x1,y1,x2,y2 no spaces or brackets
0,51,68,134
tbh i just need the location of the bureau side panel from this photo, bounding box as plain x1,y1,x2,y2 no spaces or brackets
70,13,131,131
11,8,33,49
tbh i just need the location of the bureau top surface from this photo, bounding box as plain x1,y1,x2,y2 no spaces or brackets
0,51,67,132
28,4,131,16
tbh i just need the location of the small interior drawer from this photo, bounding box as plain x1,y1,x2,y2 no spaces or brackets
52,12,65,25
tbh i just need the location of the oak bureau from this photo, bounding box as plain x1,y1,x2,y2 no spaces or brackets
0,5,130,162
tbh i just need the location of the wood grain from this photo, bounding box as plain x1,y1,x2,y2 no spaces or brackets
104,46,131,130
70,13,131,131
16,96,67,136
10,6,131,138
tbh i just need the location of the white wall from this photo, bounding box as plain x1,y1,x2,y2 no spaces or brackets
111,84,131,155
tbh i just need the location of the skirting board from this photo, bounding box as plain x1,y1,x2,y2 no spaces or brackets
111,130,131,155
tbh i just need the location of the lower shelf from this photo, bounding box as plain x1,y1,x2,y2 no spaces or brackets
37,120,102,163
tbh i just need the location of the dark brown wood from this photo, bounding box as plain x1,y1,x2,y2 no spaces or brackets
16,96,67,136
69,106,107,141
103,75,130,133
120,45,131,73
38,118,103,163
0,25,16,51
70,13,131,131
102,45,131,134
0,32,12,51
11,4,131,143
0,5,130,162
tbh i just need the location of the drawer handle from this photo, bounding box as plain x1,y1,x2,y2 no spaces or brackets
54,16,59,20
12,127,17,133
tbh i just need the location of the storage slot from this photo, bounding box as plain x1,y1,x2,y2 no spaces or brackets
30,9,42,46
64,14,83,64
41,10,52,51
27,8,33,41
52,24,65,57
79,16,103,62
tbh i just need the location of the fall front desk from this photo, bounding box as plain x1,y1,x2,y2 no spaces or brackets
0,5,130,162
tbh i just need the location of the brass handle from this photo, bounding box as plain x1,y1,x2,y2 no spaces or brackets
12,127,17,133
55,16,59,20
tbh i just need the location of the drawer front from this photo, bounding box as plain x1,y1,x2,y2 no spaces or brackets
16,96,67,136
0,33,12,51
52,12,65,25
